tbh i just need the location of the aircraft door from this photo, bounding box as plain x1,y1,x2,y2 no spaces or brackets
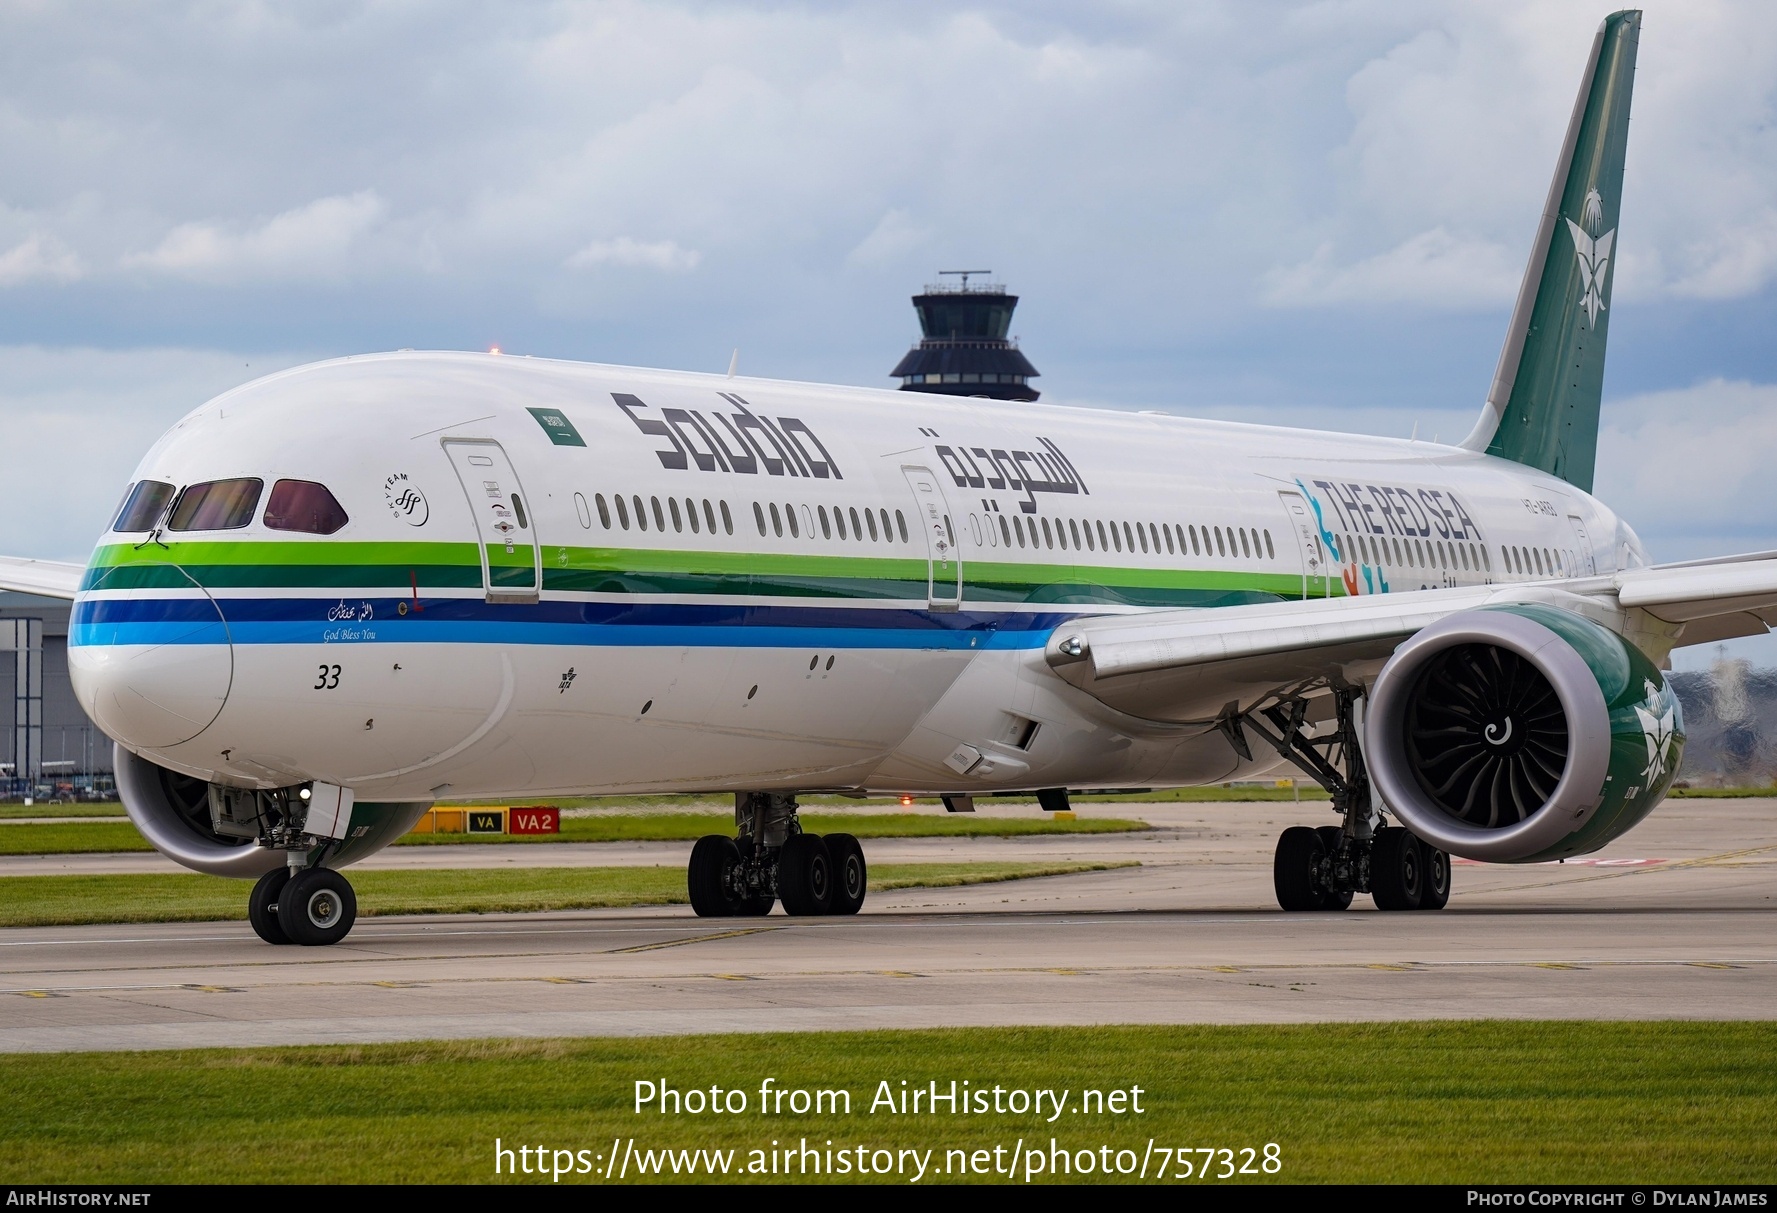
1567,515,1597,576
902,465,961,611
442,439,541,603
1276,489,1328,599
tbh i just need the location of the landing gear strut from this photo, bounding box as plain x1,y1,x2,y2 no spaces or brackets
1242,687,1451,912
687,793,868,918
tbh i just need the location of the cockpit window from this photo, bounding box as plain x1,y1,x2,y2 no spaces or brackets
263,479,349,535
167,478,264,531
112,480,176,533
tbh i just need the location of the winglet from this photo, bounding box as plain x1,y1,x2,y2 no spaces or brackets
1459,10,1640,494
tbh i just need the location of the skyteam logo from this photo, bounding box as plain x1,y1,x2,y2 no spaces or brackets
1564,187,1615,327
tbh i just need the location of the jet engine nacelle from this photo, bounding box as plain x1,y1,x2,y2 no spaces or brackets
114,743,289,878
1367,605,1684,864
114,743,432,877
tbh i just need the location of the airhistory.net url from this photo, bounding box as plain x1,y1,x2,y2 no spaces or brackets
495,1137,1283,1182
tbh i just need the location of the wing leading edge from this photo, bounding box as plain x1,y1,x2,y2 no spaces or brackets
1044,553,1777,724
0,556,83,600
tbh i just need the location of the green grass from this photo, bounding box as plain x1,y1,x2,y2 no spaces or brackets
0,821,153,854
0,813,1150,856
0,803,127,819
3,1023,1773,1183
0,862,1133,928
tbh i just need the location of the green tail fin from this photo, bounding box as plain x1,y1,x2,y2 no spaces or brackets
1459,10,1640,493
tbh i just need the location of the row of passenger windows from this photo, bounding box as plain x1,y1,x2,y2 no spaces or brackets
1337,531,1581,580
976,511,1277,561
1339,532,1489,575
112,478,349,536
589,492,912,545
1504,544,1579,579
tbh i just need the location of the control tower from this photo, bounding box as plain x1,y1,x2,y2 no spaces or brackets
890,270,1039,402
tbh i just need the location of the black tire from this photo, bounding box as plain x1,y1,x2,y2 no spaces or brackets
1370,826,1424,911
1418,844,1452,910
248,868,292,945
276,868,357,945
777,834,832,916
1273,826,1327,911
688,835,742,918
1313,826,1354,911
825,833,867,916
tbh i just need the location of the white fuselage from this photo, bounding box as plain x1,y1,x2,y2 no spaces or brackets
68,352,1641,803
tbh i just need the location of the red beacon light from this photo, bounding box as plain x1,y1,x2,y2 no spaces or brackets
899,795,914,807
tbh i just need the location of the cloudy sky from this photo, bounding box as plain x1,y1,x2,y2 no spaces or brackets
2,0,1774,667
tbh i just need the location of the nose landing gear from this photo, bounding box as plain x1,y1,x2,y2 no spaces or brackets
1243,688,1452,913
687,794,869,918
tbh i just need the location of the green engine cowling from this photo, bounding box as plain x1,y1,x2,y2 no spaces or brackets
1367,603,1683,864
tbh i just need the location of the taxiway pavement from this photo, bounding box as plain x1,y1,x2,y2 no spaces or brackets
1,799,1772,1052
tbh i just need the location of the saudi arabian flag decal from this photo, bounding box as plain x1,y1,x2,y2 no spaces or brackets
527,406,587,447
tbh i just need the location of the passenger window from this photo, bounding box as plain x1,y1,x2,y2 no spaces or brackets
685,497,699,534
998,516,1011,547
1135,523,1147,554
633,495,648,532
753,502,766,536
168,478,263,531
880,509,893,542
849,507,863,540
720,501,733,535
263,479,349,535
511,493,529,530
1121,522,1133,552
786,504,799,539
1042,518,1054,549
596,493,611,529
819,505,832,539
669,498,683,533
1239,529,1251,559
650,497,665,531
704,500,718,533
1215,527,1226,557
1162,525,1174,555
769,503,783,537
1014,517,1026,548
896,510,908,543
113,480,175,532
574,492,592,529
616,495,630,529
866,509,879,541
1266,530,1276,560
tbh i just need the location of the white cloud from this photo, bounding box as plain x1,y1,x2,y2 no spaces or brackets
1595,378,1777,555
845,209,929,268
122,192,385,282
0,346,311,561
564,237,700,273
0,235,82,286
1264,227,1519,308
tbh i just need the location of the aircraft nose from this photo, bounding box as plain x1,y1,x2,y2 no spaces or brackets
69,563,234,750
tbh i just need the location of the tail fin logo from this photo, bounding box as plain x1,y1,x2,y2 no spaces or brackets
1564,187,1615,328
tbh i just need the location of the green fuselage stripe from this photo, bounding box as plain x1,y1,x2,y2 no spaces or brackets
84,540,1339,605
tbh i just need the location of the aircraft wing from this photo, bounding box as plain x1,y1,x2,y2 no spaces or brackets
1044,553,1777,724
0,556,84,600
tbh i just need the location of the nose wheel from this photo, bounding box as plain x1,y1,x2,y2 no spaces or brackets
249,867,357,945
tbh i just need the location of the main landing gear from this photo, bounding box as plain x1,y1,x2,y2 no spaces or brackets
248,865,359,945
688,793,868,918
1239,687,1452,913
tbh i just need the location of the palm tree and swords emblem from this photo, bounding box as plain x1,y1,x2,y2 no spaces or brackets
1566,187,1615,327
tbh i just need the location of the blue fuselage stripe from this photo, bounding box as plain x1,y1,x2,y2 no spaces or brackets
69,596,1076,650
